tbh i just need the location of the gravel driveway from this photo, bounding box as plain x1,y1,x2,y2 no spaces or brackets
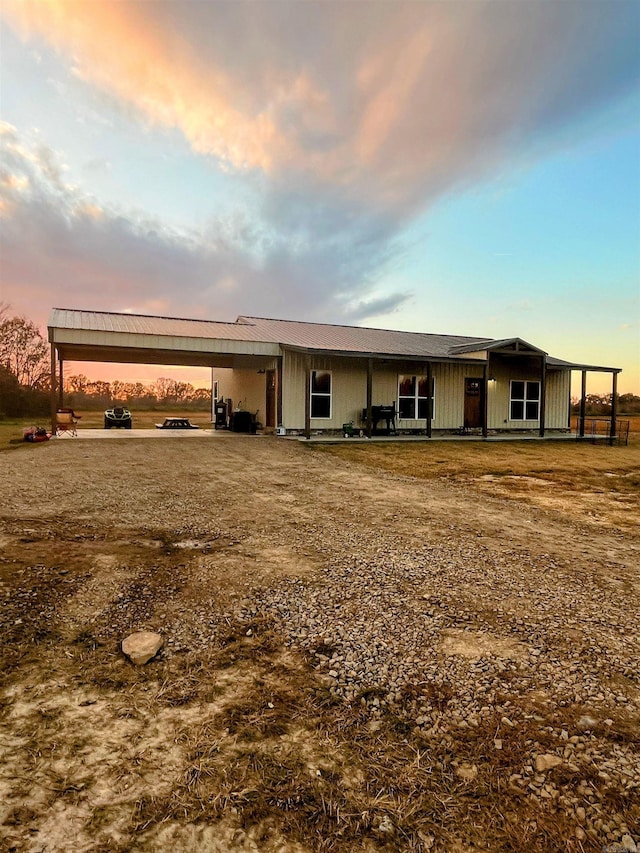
1,434,638,853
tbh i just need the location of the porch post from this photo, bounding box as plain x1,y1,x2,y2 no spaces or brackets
610,371,618,445
482,361,488,438
366,358,373,438
58,358,64,409
50,343,57,432
539,355,547,437
304,355,311,440
426,362,432,438
579,370,587,437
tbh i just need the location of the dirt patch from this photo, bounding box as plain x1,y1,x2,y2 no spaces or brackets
441,629,529,660
1,436,639,852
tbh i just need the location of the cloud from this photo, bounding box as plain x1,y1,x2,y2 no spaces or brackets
2,0,638,219
0,126,409,329
0,1,638,332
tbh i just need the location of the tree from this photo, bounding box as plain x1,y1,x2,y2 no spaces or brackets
66,374,90,394
0,315,49,388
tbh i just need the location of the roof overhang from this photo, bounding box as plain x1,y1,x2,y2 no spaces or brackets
281,344,489,365
49,326,281,367
449,337,547,356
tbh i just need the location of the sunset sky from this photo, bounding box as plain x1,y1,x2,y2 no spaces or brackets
1,0,638,393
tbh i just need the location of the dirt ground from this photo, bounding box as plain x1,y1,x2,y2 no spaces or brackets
1,434,638,853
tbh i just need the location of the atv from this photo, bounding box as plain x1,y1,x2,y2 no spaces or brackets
104,406,132,429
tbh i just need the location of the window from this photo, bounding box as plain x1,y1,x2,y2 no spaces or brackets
398,375,435,420
310,370,332,418
510,380,540,421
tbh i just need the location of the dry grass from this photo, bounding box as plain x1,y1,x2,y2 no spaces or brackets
315,422,640,534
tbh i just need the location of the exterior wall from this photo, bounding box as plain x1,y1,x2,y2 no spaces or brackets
282,351,571,432
372,362,485,430
282,353,486,431
282,351,369,430
487,361,570,430
214,356,278,425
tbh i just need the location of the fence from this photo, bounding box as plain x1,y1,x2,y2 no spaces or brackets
576,418,630,446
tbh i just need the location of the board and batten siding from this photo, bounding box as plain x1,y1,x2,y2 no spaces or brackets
373,362,485,430
487,364,570,430
283,353,486,430
282,351,369,429
282,351,571,431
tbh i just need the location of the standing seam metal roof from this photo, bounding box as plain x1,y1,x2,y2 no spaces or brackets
48,309,618,369
49,308,492,357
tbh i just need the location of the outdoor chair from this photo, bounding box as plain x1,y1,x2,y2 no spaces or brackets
55,409,80,437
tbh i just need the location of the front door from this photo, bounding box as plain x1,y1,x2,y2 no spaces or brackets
265,369,276,428
464,378,484,428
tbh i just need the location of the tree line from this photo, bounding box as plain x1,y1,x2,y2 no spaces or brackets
570,393,640,415
0,307,211,418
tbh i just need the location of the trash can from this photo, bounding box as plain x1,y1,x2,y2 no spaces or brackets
230,410,255,434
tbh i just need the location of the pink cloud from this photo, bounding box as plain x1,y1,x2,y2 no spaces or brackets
3,1,637,218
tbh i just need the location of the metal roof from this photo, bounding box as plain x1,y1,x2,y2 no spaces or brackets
49,308,265,343
49,308,492,357
48,308,620,370
449,337,546,355
237,316,490,356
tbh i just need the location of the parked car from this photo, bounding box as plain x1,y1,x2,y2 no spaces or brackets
104,406,132,429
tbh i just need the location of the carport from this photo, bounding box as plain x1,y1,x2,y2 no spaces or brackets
47,308,283,432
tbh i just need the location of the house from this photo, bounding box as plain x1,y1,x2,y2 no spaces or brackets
47,309,621,438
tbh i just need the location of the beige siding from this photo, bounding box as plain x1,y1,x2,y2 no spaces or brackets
375,363,485,430
54,328,281,356
214,356,279,423
283,351,368,429
487,364,570,429
278,351,571,432
283,355,486,430
545,370,571,429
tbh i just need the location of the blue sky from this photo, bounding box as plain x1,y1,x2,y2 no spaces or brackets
1,0,638,392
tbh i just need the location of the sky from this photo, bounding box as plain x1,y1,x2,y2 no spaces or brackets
0,0,639,394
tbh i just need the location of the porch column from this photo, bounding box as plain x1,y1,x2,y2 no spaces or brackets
50,343,57,432
365,358,373,438
426,362,432,438
482,362,488,438
539,355,547,437
579,370,587,437
58,358,64,409
610,371,618,445
304,355,311,440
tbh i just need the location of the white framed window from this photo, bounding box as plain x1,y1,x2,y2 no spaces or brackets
510,380,540,421
310,370,332,419
398,375,435,420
